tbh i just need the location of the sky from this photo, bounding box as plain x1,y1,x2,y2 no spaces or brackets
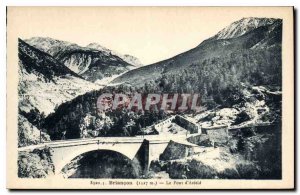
8,7,288,65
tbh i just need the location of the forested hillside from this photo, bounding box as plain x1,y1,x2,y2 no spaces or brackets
40,18,282,140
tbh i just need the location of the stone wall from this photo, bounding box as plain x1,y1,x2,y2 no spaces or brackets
153,115,176,132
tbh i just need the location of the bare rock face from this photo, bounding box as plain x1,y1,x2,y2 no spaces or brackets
87,43,143,67
18,39,102,116
121,54,143,67
25,37,142,82
18,147,54,178
112,17,282,91
211,17,278,40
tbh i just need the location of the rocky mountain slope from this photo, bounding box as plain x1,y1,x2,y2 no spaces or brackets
19,38,102,116
41,17,282,141
210,17,277,40
18,38,104,146
87,43,143,67
25,37,142,82
18,37,142,146
112,18,281,88
19,17,282,142
18,17,283,180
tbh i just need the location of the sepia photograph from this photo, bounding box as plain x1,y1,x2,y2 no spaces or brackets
6,6,294,189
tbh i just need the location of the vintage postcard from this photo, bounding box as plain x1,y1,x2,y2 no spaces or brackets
6,6,294,189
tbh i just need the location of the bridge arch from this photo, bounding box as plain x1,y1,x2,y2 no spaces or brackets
50,140,144,175
61,149,142,178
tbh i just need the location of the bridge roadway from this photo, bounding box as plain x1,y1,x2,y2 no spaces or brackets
18,134,199,175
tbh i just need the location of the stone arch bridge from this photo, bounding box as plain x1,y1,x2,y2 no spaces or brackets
18,135,193,176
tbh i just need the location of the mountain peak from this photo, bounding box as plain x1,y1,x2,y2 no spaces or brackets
86,43,112,53
86,42,143,67
18,38,80,81
25,37,81,56
212,17,280,40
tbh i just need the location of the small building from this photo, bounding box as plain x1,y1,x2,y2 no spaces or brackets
201,125,228,144
159,140,194,161
187,134,213,147
153,115,200,134
173,115,199,134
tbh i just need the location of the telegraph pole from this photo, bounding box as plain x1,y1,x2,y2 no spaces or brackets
37,115,42,143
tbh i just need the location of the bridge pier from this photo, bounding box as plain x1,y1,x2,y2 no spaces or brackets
132,139,150,177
